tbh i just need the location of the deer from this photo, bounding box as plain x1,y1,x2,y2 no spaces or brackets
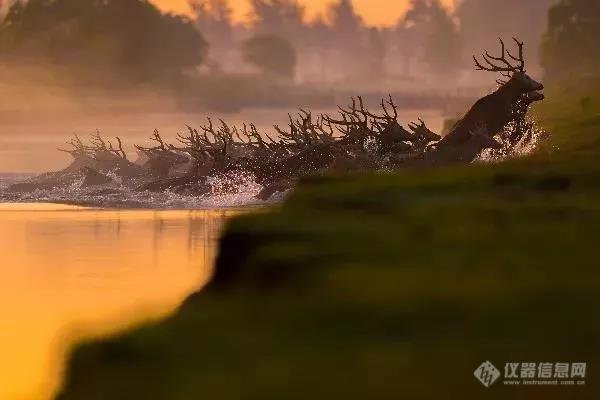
11,37,548,200
57,131,143,178
436,38,544,152
134,130,193,178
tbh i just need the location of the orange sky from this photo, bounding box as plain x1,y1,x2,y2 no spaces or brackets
153,0,456,26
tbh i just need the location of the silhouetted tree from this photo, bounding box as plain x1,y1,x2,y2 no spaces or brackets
325,0,366,77
367,28,386,78
248,0,305,43
541,0,600,80
190,0,234,55
241,34,297,79
304,15,331,49
424,1,461,76
402,0,461,76
299,15,333,81
392,11,422,76
328,0,363,49
0,0,207,83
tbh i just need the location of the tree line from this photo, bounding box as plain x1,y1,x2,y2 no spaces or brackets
0,0,597,87
192,0,559,81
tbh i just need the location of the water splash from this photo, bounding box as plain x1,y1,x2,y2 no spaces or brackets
476,117,547,163
0,172,270,209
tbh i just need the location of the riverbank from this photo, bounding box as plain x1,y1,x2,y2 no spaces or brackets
58,85,600,399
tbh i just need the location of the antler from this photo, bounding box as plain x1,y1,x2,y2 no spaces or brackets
58,134,87,157
473,38,525,75
408,119,441,142
135,130,173,152
60,131,127,160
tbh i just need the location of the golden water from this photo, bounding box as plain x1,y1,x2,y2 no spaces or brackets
0,203,235,400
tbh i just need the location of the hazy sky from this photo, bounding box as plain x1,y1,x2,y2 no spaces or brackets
153,0,456,26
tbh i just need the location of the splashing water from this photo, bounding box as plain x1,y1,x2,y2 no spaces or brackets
0,171,271,209
476,117,547,163
0,114,549,209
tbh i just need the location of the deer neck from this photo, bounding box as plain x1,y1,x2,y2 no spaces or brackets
496,79,523,102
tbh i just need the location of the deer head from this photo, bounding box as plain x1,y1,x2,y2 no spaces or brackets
524,91,545,103
408,119,442,143
474,38,543,95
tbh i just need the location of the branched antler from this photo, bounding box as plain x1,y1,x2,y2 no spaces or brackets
408,119,442,143
474,38,525,75
136,130,173,153
60,131,127,160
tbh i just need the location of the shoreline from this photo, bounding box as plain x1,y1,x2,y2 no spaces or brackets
0,200,268,212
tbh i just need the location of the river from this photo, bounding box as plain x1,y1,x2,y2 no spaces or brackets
0,203,236,400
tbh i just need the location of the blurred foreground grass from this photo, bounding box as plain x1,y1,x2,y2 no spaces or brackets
58,86,600,399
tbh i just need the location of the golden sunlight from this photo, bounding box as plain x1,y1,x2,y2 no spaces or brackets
0,205,235,400
152,0,457,26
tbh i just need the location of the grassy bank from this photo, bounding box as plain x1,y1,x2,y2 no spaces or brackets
58,86,600,399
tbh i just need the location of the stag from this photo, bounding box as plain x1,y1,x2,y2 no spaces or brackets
13,40,548,200
437,38,544,150
135,130,192,178
57,131,143,178
59,131,128,162
408,118,442,151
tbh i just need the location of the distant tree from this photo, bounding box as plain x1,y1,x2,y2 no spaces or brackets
392,23,420,76
325,0,366,77
305,15,331,49
248,0,305,43
190,0,234,54
402,0,461,76
423,1,461,76
327,0,364,48
0,0,207,82
367,28,386,77
300,16,332,81
456,0,557,69
541,0,600,80
241,34,296,78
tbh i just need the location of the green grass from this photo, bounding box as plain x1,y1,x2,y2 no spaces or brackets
58,86,600,399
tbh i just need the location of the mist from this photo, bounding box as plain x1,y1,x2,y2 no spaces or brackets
0,0,559,172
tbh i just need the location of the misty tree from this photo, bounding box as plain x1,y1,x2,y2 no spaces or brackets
241,34,297,79
0,0,207,82
326,0,366,77
391,28,418,76
402,0,461,77
542,0,600,80
456,0,557,70
297,15,333,81
304,15,332,49
328,0,364,48
190,0,234,58
423,1,461,76
248,0,305,44
367,28,386,78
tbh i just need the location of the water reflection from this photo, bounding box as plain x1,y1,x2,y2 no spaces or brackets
0,204,236,400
